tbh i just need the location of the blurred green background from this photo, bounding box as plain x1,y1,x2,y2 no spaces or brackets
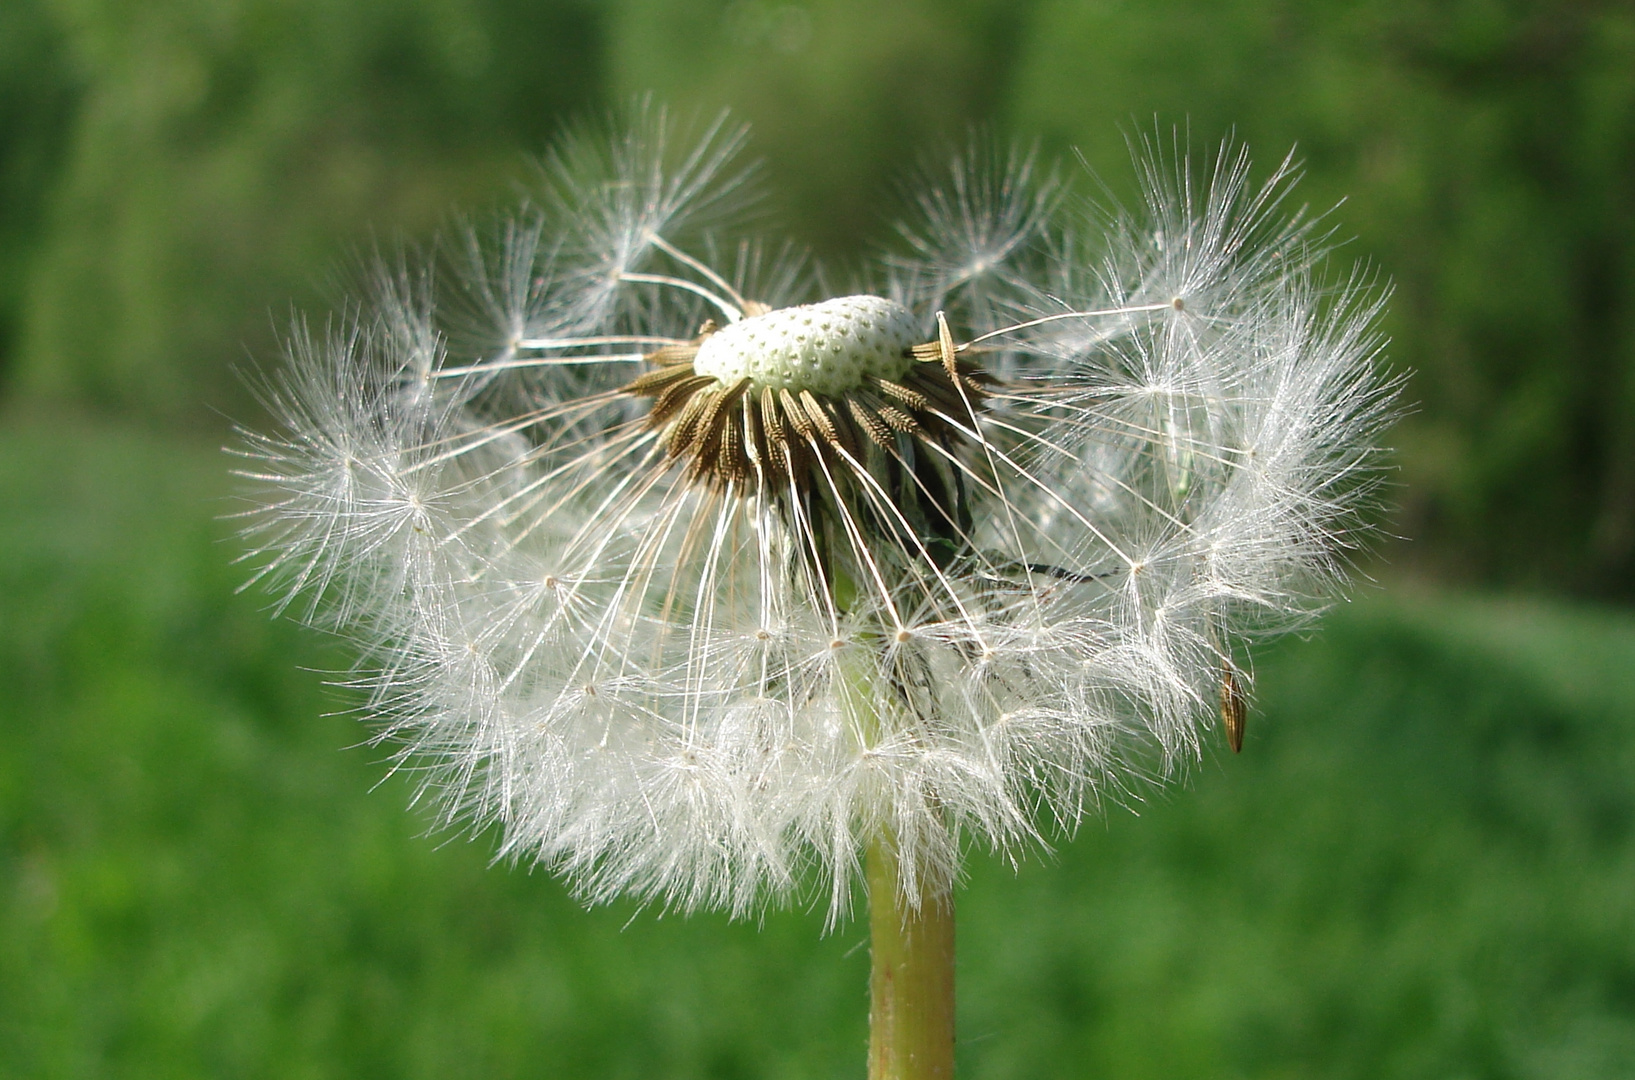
4,1,1635,1076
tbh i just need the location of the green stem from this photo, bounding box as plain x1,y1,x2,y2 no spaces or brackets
827,560,957,1076
867,837,956,1080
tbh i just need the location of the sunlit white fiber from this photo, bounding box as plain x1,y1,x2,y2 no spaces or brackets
237,105,1396,920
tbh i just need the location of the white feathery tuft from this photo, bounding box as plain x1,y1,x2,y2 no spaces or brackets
236,107,1398,922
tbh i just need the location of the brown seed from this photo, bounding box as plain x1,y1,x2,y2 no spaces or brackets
798,390,848,458
642,343,703,367
848,397,894,449
749,393,787,489
714,410,749,486
780,388,818,442
666,387,717,459
877,403,922,435
649,374,716,427
688,379,749,481
936,311,959,380
623,361,696,397
873,378,930,412
1220,664,1247,754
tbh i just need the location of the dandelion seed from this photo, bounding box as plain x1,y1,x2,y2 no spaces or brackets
236,103,1397,1076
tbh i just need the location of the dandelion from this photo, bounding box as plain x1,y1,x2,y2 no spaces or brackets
237,103,1396,1078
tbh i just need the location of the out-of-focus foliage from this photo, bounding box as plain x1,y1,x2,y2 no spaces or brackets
604,0,1035,263
1,0,1633,594
0,2,78,391
7,0,601,422
1008,0,1635,598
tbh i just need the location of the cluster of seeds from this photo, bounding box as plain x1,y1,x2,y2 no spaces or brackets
622,295,992,493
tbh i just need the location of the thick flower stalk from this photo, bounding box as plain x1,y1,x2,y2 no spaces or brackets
239,107,1393,1056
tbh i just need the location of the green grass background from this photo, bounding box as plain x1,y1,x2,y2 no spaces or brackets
4,412,1634,1078
4,2,1634,1074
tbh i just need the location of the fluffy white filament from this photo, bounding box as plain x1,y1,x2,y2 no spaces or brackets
237,107,1396,920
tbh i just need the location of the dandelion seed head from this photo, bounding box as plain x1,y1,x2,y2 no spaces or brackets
237,105,1398,921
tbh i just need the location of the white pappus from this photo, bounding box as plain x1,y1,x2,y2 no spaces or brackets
236,104,1397,921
